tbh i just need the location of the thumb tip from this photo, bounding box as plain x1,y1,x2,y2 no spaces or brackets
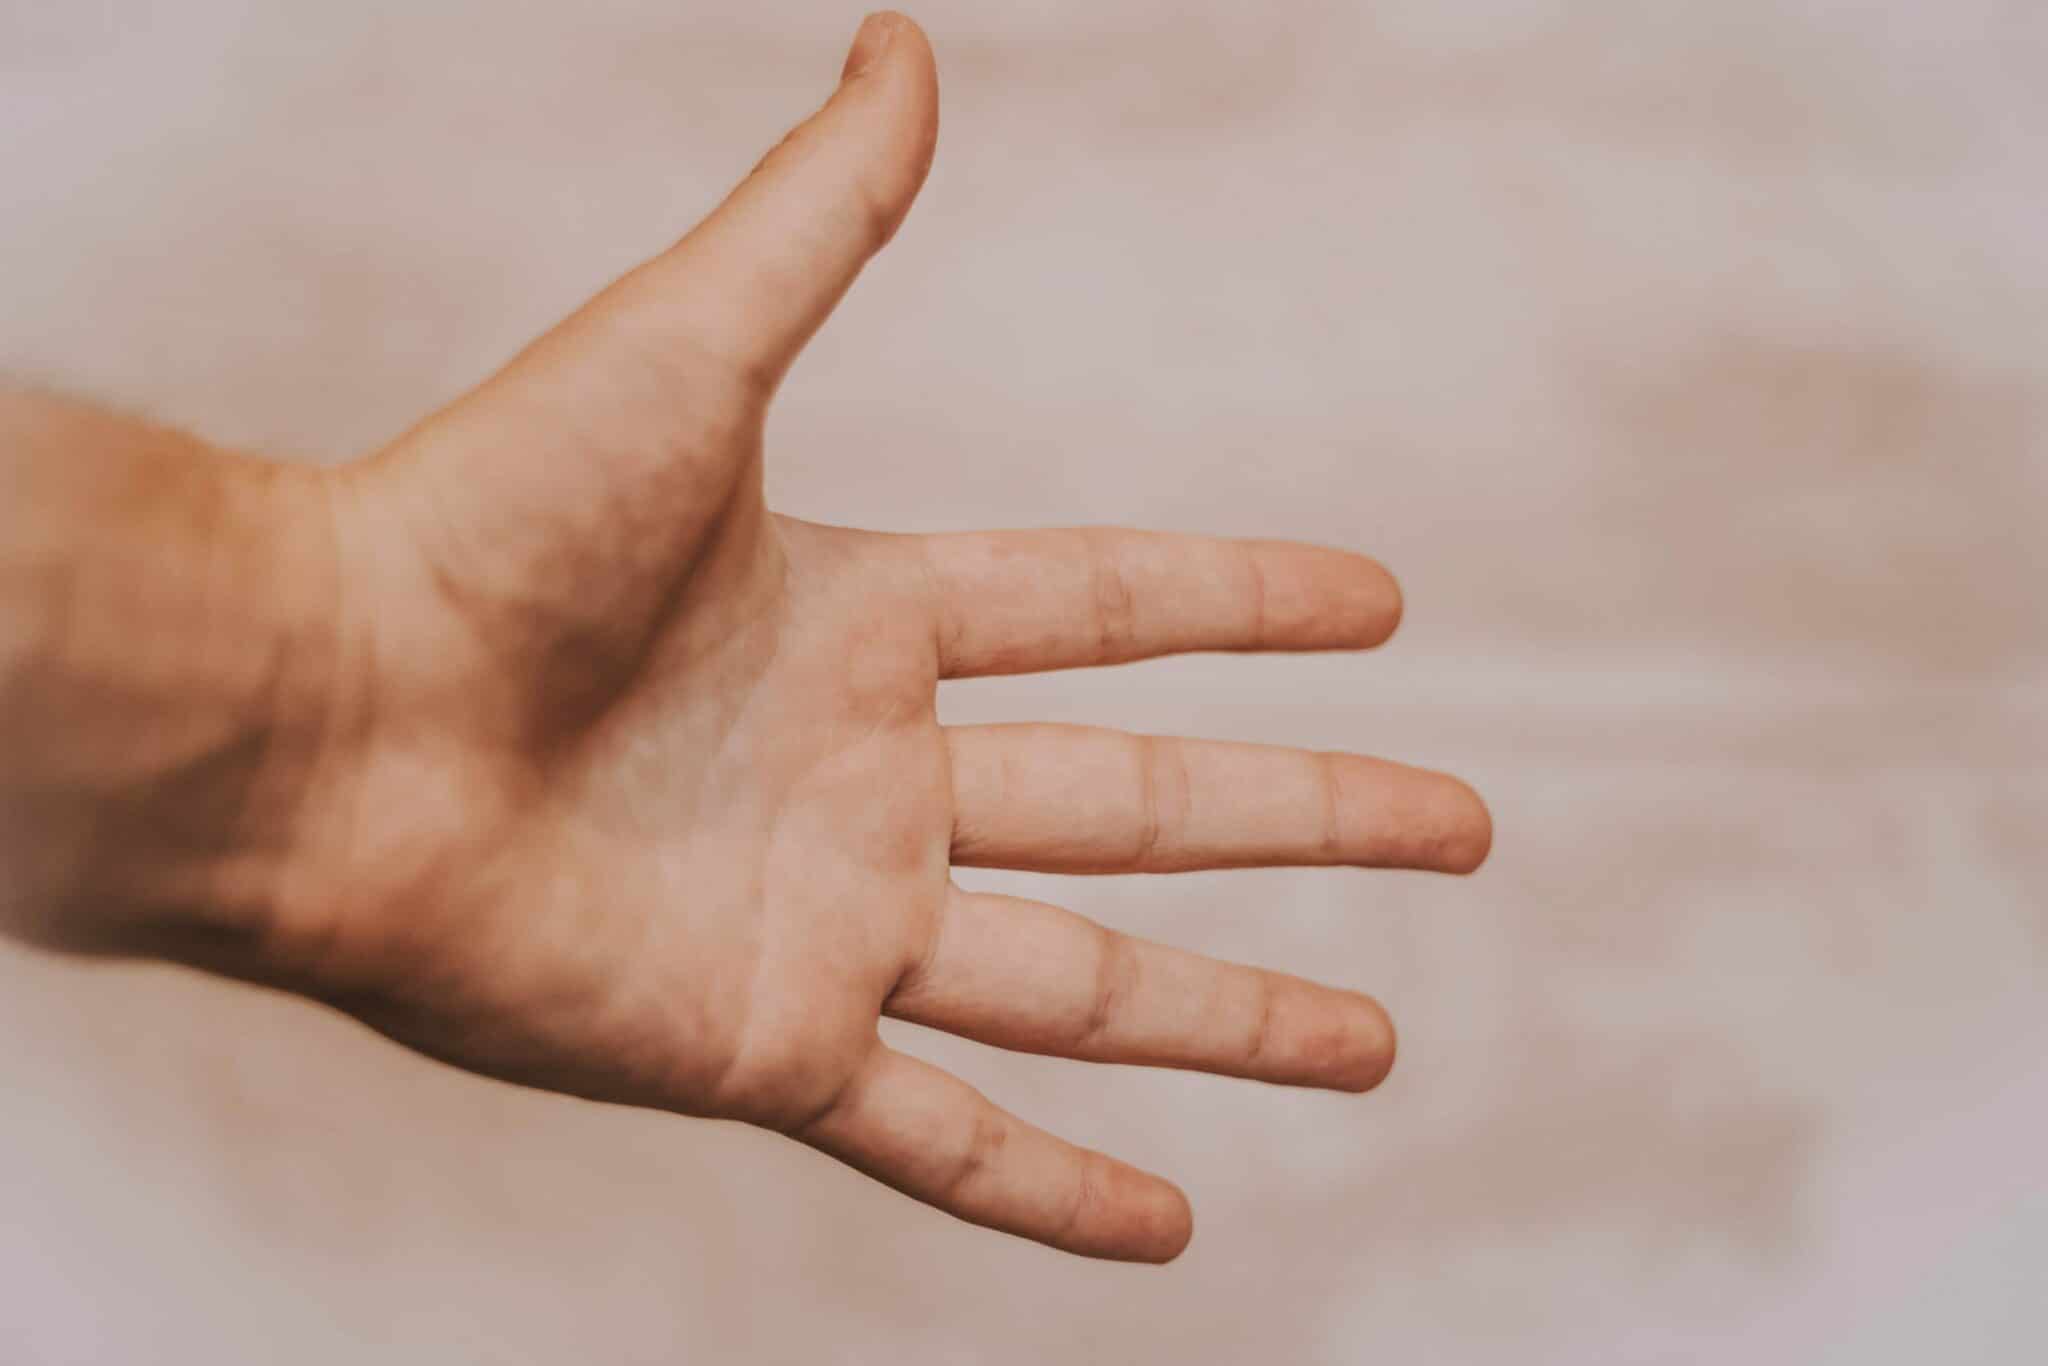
842,11,908,83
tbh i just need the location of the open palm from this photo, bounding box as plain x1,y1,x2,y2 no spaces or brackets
266,14,1489,1262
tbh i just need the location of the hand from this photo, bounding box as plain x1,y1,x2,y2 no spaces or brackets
11,12,1489,1262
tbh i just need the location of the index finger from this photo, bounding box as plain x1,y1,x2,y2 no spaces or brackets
921,528,1402,677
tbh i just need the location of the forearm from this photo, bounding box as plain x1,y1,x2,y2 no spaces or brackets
0,390,339,964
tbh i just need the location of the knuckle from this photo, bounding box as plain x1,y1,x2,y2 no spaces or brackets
1242,973,1279,1072
1053,1149,1105,1245
1242,544,1271,643
1315,751,1349,859
1076,928,1137,1052
845,171,901,255
1079,529,1138,657
711,1022,872,1133
938,1106,1009,1202
1130,734,1191,870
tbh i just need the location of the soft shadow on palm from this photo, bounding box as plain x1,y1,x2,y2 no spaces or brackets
279,14,1490,1263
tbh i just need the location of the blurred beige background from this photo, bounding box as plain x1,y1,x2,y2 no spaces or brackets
4,1,2045,1361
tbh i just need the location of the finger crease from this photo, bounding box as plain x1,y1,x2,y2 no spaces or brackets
1053,1151,1103,1246
938,1107,1009,1204
1077,927,1135,1052
1244,974,1279,1074
1081,529,1137,660
1148,736,1192,871
918,539,966,675
1316,750,1347,860
888,888,955,1011
784,1052,869,1142
1242,542,1271,645
1130,734,1185,871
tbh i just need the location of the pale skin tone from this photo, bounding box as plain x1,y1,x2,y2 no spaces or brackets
0,13,1489,1262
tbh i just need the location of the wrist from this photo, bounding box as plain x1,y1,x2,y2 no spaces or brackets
0,392,343,969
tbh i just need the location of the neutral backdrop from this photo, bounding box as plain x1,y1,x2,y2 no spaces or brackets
4,2,2044,1362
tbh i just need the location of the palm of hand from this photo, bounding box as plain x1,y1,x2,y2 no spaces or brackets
273,15,1488,1262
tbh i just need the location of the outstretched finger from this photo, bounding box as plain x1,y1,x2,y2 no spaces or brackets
948,723,1492,874
888,887,1396,1091
922,528,1401,677
797,1046,1193,1262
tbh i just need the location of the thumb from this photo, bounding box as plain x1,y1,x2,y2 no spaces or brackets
410,14,937,477
381,14,938,669
609,10,940,394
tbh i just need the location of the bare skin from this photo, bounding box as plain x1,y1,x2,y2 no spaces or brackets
0,13,1489,1262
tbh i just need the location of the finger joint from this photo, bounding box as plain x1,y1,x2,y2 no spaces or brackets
1130,733,1191,871
1243,973,1279,1075
937,1105,1010,1204
1315,750,1348,860
1076,926,1139,1053
1052,1149,1105,1247
1079,529,1139,660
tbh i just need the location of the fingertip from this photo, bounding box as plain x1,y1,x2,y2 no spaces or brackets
842,10,937,120
1134,1178,1196,1264
1339,992,1398,1093
842,13,890,82
834,10,939,248
1439,777,1494,875
1298,544,1400,649
870,10,933,62
1356,555,1403,647
1272,543,1403,652
1086,1161,1193,1263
